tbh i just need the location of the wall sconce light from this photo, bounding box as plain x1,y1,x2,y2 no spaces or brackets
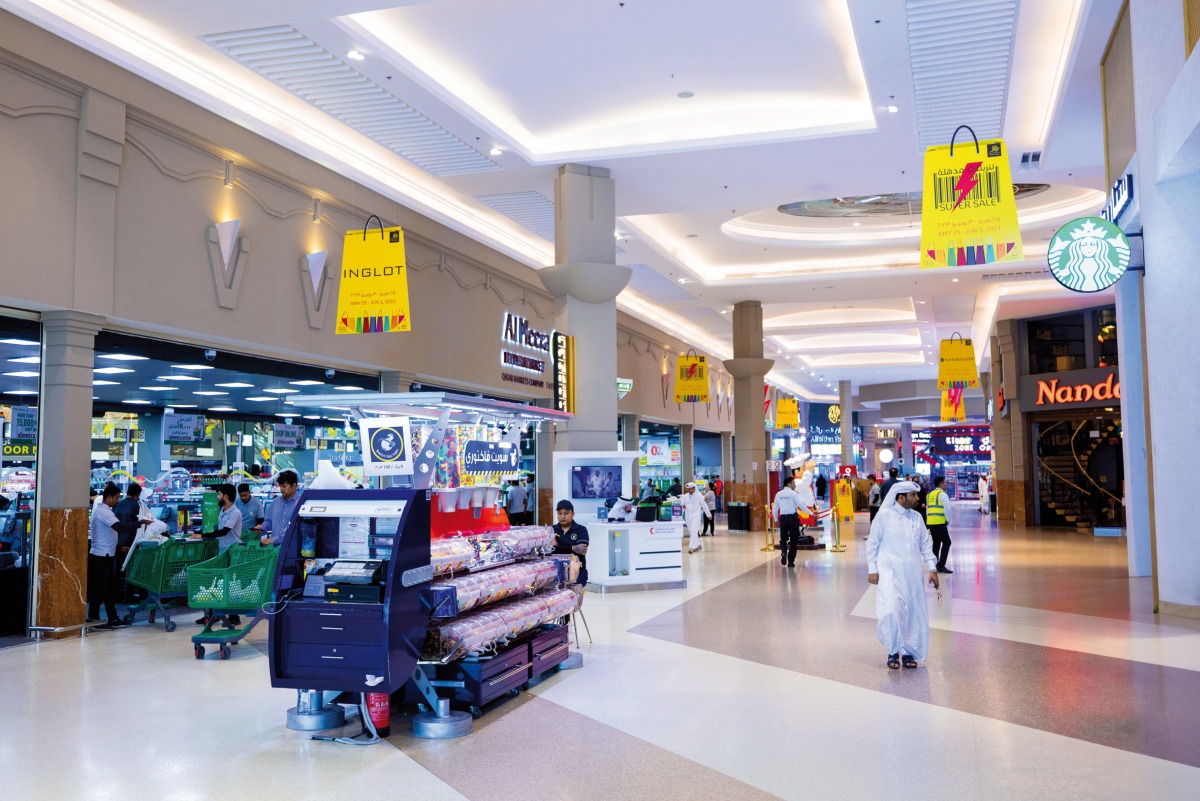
304,250,328,296
312,198,322,223
223,160,236,188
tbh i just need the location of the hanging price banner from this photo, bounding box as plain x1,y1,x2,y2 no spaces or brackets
674,355,709,402
336,217,411,334
937,335,978,390
776,397,800,429
920,129,1022,270
940,389,967,423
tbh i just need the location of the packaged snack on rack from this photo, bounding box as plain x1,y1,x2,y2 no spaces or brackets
421,588,579,662
431,537,474,575
434,559,560,614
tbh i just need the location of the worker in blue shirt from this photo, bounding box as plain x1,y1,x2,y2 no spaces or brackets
551,500,589,595
259,470,301,546
235,483,265,541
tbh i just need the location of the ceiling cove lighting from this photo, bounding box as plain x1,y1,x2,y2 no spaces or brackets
93,367,134,375
96,353,148,361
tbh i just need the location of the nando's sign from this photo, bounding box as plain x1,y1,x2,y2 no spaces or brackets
1019,368,1121,410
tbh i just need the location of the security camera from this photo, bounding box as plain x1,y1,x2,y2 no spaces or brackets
325,369,336,379
203,349,217,362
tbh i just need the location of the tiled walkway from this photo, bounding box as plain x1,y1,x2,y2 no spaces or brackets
1,503,1197,800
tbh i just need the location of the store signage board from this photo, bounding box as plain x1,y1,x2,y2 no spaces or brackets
163,413,205,445
499,311,551,389
876,428,898,439
616,378,634,394
1100,174,1134,226
776,398,800,429
10,406,37,443
920,135,1023,270
1046,217,1131,293
461,440,519,474
273,424,305,449
359,416,414,476
674,355,709,403
641,436,672,466
552,332,575,414
1017,368,1121,411
336,224,411,334
928,427,992,455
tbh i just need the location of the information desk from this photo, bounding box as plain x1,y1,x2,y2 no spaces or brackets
584,521,685,593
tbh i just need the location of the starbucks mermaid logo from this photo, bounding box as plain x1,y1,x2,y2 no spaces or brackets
1046,217,1130,293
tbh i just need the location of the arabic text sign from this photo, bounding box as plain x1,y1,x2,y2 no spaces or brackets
461,440,519,474
163,413,205,445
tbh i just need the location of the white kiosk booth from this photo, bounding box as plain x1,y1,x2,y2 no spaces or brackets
553,452,685,593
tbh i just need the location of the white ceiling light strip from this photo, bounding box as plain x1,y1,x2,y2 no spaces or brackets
202,25,499,178
906,0,1019,151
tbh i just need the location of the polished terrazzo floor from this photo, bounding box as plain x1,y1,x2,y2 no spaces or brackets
1,503,1197,801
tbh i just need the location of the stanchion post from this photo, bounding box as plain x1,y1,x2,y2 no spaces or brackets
760,504,776,553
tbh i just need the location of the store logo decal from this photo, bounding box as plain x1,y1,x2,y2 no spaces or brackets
1046,217,1130,293
205,219,250,309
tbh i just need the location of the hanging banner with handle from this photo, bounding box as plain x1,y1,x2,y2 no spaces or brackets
937,334,979,390
674,354,709,402
336,216,411,334
940,388,967,423
776,397,800,429
920,127,1022,270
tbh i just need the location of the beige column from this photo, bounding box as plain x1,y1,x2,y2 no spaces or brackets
723,300,773,531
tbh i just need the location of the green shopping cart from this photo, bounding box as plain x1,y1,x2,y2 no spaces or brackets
125,539,218,632
187,544,279,660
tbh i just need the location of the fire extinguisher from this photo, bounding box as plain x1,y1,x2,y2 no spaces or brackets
366,692,390,737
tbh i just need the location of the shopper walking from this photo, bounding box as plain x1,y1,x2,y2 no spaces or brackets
260,470,301,546
682,482,712,553
927,476,953,574
772,475,804,567
87,485,125,629
701,483,717,536
978,474,990,515
815,472,828,502
868,474,882,523
713,476,724,512
506,478,529,526
880,468,900,501
866,481,939,669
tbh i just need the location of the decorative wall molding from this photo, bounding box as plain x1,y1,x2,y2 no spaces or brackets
0,57,80,121
205,222,249,310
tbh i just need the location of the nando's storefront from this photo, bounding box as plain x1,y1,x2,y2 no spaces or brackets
1017,365,1125,531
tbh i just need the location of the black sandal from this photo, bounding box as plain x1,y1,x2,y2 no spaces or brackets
887,654,900,670
902,655,918,669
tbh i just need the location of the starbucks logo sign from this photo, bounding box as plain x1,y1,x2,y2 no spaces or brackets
1046,217,1130,293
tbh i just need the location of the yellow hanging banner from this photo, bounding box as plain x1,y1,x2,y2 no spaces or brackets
336,221,411,335
920,132,1022,270
776,397,800,429
937,335,979,390
940,389,967,423
674,355,709,403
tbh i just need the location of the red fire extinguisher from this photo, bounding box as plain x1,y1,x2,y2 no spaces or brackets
366,692,390,737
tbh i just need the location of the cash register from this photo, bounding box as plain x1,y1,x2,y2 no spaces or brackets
321,559,385,603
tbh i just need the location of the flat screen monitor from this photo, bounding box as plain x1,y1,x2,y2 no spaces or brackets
570,465,623,501
150,506,166,520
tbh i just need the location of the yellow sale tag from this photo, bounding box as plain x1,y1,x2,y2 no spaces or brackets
920,135,1022,270
940,389,967,423
937,336,978,390
835,480,855,522
776,398,799,429
336,224,411,334
674,355,709,403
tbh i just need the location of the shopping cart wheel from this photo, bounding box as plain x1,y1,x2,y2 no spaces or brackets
164,620,177,633
220,644,231,660
469,706,483,720
121,614,132,625
148,610,156,624
194,644,205,659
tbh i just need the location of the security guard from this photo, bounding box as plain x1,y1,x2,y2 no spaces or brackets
551,499,589,591
926,476,952,574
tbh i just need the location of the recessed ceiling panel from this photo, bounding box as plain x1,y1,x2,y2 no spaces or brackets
347,0,874,161
624,266,698,305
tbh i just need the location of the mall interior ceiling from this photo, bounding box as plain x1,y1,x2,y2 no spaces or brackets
0,0,1127,415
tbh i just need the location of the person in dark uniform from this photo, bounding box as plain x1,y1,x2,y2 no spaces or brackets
551,500,589,598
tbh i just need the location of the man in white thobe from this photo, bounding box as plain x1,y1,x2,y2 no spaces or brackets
866,481,939,669
978,474,990,515
682,482,712,554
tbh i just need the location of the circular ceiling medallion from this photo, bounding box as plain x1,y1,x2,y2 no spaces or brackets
777,184,1049,218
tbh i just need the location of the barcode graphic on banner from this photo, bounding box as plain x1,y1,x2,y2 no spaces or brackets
933,165,1001,210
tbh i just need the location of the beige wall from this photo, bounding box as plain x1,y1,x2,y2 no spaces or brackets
0,13,731,433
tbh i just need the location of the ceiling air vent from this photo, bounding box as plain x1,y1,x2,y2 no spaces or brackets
1019,151,1043,171
981,268,1050,283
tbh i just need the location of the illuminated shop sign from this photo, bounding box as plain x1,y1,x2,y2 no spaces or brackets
1036,373,1121,405
928,427,992,455
500,312,552,388
502,313,551,353
1100,173,1133,226
552,332,575,414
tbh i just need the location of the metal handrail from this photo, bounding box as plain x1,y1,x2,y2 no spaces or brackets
27,623,90,640
1070,420,1122,504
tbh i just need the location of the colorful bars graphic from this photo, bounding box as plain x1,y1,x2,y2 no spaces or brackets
926,241,1016,266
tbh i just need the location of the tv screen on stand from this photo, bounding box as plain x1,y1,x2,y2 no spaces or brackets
570,465,623,501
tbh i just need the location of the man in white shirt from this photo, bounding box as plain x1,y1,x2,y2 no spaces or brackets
87,485,124,628
506,479,529,526
682,482,713,554
772,476,805,567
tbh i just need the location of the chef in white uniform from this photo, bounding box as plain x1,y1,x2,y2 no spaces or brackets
681,482,712,554
866,481,939,669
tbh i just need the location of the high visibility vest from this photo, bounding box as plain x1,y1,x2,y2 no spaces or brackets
926,488,948,525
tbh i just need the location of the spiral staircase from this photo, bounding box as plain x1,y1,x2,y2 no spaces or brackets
1037,419,1123,531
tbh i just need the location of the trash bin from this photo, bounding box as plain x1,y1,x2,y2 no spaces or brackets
728,502,750,532
989,493,997,514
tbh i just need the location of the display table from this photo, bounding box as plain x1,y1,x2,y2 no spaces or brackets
584,521,685,593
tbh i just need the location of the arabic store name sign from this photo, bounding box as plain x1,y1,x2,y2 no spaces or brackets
461,440,519,474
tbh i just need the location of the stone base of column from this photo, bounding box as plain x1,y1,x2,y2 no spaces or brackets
35,507,89,639
732,483,769,531
996,479,1027,526
537,488,555,528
